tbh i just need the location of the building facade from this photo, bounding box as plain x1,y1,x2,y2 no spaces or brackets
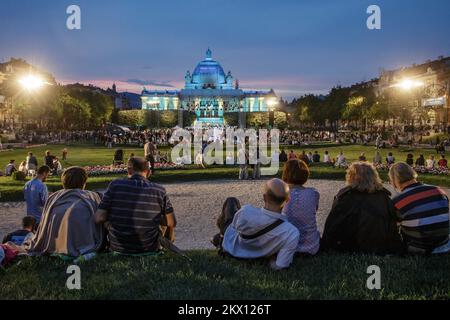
141,49,278,125
376,56,450,128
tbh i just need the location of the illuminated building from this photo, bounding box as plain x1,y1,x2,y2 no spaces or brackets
141,49,278,125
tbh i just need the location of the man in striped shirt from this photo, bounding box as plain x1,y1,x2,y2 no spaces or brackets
389,162,450,254
94,157,176,254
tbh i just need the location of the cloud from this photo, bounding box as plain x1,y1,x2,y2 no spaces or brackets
125,79,174,88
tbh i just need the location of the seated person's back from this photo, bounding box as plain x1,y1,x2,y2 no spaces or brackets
27,167,104,257
45,152,54,169
281,159,320,255
212,197,241,248
222,179,300,270
95,157,175,254
2,216,36,246
5,160,16,176
114,149,124,163
390,162,450,254
321,162,403,254
312,153,320,163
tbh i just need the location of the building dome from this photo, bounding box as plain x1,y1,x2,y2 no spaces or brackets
191,48,226,88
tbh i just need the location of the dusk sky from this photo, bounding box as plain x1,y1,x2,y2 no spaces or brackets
1,0,450,100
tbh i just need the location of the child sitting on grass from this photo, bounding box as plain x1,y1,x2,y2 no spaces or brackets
2,216,37,246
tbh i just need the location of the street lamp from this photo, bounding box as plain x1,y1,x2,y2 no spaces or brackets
11,74,49,129
392,78,450,132
267,98,278,127
392,79,424,90
18,75,45,91
266,98,278,109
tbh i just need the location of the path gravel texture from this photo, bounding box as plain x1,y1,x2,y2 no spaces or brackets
1,180,448,250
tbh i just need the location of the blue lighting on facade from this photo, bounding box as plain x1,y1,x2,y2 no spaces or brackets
141,49,277,125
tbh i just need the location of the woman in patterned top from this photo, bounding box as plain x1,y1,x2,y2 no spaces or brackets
281,159,320,255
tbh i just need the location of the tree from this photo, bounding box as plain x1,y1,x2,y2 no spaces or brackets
290,94,325,128
65,87,114,128
342,96,364,128
368,95,393,132
323,86,350,131
53,94,91,130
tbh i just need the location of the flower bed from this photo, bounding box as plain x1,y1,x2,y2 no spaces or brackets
311,162,450,176
84,162,184,176
373,163,449,175
410,165,450,176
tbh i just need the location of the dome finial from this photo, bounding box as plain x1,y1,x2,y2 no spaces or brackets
206,47,212,59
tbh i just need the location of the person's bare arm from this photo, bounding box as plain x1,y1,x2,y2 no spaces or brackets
94,209,108,224
165,212,176,228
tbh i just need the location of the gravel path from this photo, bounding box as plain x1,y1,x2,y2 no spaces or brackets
1,180,448,250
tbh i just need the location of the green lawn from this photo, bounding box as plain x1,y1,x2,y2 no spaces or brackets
1,250,449,299
0,142,440,170
1,144,449,300
1,143,449,202
0,144,151,169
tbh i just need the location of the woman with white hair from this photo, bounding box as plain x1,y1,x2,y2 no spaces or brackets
321,162,404,254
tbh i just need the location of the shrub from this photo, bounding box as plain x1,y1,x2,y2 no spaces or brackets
117,110,146,126
183,111,196,127
246,112,269,128
224,112,239,126
159,111,177,127
12,171,26,181
274,111,287,129
422,133,450,145
117,110,195,128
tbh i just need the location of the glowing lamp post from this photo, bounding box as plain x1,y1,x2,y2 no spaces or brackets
18,75,45,91
8,74,48,130
267,98,278,127
392,78,450,131
395,79,424,91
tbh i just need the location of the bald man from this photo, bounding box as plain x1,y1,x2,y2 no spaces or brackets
222,178,300,270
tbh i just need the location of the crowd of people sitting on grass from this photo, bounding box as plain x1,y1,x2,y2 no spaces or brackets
2,150,64,177
3,146,450,179
1,156,449,268
3,124,450,150
278,148,449,172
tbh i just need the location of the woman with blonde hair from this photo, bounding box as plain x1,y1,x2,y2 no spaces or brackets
321,162,403,254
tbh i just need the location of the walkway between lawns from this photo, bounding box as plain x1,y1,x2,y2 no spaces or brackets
1,179,449,250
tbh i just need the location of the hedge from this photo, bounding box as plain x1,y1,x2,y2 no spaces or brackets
183,111,197,127
117,110,286,128
246,111,287,128
274,111,288,129
224,112,239,126
117,110,196,128
422,133,450,144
